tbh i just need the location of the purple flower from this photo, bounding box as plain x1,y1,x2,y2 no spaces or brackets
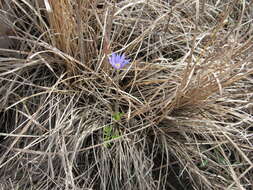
109,53,130,70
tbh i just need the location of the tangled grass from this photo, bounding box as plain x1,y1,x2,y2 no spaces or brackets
0,0,253,189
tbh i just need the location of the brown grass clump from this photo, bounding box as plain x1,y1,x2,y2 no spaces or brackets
0,0,253,189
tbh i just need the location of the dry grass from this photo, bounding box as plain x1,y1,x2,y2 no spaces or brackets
0,0,253,189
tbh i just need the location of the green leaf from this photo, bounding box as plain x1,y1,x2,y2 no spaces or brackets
113,112,124,121
200,159,209,168
103,125,121,148
104,125,113,135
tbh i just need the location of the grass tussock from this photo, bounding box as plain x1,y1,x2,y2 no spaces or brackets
0,0,253,189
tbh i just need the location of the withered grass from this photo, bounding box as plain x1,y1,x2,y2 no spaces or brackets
0,0,253,189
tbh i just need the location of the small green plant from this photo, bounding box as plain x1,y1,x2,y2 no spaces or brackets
200,159,209,168
103,125,121,148
200,148,229,169
103,112,124,148
112,112,124,121
214,149,229,165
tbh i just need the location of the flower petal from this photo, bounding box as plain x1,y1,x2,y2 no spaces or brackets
108,52,130,70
